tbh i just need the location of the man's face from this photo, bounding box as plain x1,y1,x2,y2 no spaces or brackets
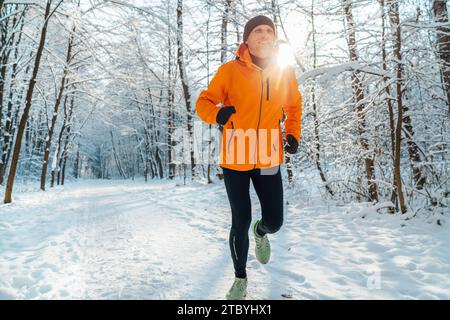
245,24,275,59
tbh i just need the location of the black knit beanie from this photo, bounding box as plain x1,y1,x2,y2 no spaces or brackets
243,15,276,42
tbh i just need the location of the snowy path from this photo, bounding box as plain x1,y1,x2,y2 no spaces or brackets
0,179,449,299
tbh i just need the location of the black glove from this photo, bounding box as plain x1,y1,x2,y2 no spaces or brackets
216,106,236,125
284,134,299,154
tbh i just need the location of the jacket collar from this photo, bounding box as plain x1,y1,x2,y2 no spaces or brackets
235,43,277,72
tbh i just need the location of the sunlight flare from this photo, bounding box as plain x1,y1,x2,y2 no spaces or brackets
276,42,295,68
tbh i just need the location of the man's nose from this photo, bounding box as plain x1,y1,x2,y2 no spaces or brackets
261,31,272,39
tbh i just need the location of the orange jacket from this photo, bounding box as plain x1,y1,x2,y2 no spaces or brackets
196,43,302,171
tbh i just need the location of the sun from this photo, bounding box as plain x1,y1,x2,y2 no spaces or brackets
276,41,295,68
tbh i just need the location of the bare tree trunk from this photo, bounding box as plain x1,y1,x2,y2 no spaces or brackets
167,89,175,180
145,109,162,180
1,5,23,162
40,26,74,191
137,136,148,182
58,94,74,185
387,0,406,213
343,0,379,202
50,152,57,187
167,7,176,180
72,147,79,180
394,2,425,192
150,156,156,179
110,130,126,178
403,107,426,190
143,128,151,181
56,136,69,185
0,8,26,185
206,4,213,184
379,0,396,161
207,0,233,183
145,136,152,180
0,4,13,125
0,10,9,126
221,0,231,63
155,148,163,179
52,95,69,187
379,0,397,212
53,97,67,187
271,0,278,24
4,0,56,204
133,93,152,181
433,0,450,113
61,88,81,184
176,0,196,179
272,0,298,184
0,110,15,183
146,88,164,179
310,0,333,196
61,153,67,186
271,0,299,185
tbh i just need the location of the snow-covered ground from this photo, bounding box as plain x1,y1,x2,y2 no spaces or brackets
0,178,449,299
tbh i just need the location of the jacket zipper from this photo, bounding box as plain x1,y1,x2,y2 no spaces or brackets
275,119,281,152
254,71,264,169
266,78,270,101
227,121,234,152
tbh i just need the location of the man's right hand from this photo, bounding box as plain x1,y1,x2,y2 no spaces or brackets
216,106,236,125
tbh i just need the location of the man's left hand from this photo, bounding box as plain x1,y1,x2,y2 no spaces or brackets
284,134,299,154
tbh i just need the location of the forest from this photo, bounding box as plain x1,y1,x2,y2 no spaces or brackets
1,0,449,216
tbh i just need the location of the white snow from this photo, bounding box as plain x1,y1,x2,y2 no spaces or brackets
0,178,449,300
299,62,389,85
